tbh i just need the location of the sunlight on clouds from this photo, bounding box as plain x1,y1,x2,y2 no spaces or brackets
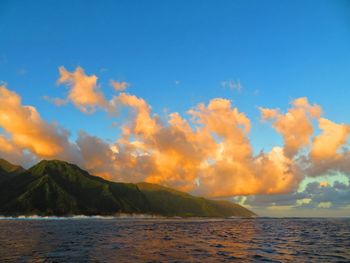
317,202,332,208
296,198,312,206
259,97,322,158
115,93,159,138
57,66,108,113
297,174,349,192
319,181,329,187
1,66,349,200
43,96,68,106
0,85,73,158
110,80,129,92
311,118,349,161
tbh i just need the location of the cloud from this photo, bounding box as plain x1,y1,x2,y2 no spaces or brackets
260,97,322,158
112,93,160,138
110,80,129,92
195,146,300,197
242,179,350,211
81,93,347,198
1,68,349,202
221,80,242,92
60,94,302,196
311,118,349,161
0,135,34,166
260,99,349,179
319,181,329,187
43,95,68,106
294,119,350,178
259,107,279,119
16,68,27,76
76,131,118,180
57,66,108,113
102,97,302,196
0,85,80,163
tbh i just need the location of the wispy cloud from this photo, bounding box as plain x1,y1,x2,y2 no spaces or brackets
221,79,242,92
43,96,68,106
110,80,129,92
16,68,27,76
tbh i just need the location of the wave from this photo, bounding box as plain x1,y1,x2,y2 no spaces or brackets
0,213,166,220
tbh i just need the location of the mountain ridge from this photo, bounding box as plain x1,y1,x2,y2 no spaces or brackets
0,159,256,217
0,158,25,183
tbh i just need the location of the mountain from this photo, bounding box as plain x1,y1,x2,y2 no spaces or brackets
137,182,255,217
0,158,25,183
0,159,256,217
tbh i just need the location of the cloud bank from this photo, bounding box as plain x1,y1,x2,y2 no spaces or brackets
0,67,349,201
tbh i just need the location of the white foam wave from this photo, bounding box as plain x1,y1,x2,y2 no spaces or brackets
0,213,166,220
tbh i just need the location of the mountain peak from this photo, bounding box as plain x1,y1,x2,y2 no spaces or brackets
0,158,25,175
29,159,87,177
35,159,79,169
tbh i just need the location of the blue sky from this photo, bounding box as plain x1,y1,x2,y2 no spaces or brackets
0,0,349,216
1,0,349,141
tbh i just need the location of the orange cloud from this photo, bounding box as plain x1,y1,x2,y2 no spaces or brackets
0,86,72,157
319,181,329,187
197,146,298,197
110,80,129,91
43,95,68,106
260,97,322,158
311,118,350,161
1,69,349,199
259,107,279,119
57,66,107,113
84,97,302,197
189,98,252,160
114,93,160,138
0,85,83,171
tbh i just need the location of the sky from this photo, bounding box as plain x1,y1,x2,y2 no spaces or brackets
0,0,349,217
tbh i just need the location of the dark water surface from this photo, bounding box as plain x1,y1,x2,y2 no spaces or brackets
0,217,349,262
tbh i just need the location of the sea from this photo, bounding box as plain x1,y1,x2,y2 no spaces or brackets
0,217,349,262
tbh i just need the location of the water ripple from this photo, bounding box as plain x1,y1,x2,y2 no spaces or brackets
0,218,349,262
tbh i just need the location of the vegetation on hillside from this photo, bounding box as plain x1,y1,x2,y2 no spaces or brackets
0,159,256,217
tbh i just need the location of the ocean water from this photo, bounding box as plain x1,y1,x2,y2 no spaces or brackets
0,218,349,262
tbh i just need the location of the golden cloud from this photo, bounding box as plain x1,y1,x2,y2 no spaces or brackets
1,67,349,198
0,86,70,157
260,97,322,158
311,118,349,161
57,66,107,113
110,80,129,92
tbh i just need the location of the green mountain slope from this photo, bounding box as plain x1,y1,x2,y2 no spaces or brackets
0,159,256,217
137,182,255,217
0,158,25,183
